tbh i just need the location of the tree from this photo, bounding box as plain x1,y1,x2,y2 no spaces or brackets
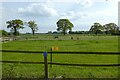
47,31,52,34
89,23,104,35
103,23,119,35
6,19,24,35
27,21,38,36
56,19,74,35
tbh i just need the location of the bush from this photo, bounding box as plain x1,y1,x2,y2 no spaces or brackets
0,30,8,36
111,31,120,35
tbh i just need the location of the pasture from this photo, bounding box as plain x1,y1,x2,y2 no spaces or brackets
1,34,119,78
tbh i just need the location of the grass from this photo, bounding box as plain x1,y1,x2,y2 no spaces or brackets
2,37,118,52
1,35,119,78
2,63,119,78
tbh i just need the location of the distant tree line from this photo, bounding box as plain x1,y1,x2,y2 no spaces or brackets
69,31,89,34
56,21,120,35
89,22,120,35
1,19,120,36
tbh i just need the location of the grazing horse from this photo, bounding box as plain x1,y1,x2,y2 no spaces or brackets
71,36,73,40
54,36,58,39
77,37,79,40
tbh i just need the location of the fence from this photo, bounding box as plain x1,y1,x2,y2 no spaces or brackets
1,50,120,79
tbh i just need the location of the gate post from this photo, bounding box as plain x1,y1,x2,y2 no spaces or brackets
50,48,52,68
43,52,48,79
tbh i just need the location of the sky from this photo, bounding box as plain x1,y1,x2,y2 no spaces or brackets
0,0,120,33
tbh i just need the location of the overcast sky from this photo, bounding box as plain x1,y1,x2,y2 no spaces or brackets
0,0,120,33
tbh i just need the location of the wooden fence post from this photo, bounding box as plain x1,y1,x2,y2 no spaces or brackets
50,48,52,68
43,52,48,79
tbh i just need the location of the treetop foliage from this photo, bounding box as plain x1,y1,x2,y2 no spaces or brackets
56,19,74,35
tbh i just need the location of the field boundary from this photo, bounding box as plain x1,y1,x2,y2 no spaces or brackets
1,60,120,67
1,50,120,55
2,50,120,78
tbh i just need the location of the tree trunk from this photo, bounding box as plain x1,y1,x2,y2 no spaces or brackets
13,27,17,40
32,29,35,36
63,32,65,35
63,30,66,35
105,31,108,35
14,27,17,35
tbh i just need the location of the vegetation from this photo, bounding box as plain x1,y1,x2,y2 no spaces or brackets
89,23,103,35
27,21,38,36
2,53,118,78
103,23,119,35
2,35,118,52
2,35,119,78
1,18,119,78
56,19,74,35
89,22,120,35
0,30,8,36
6,19,24,35
1,18,119,36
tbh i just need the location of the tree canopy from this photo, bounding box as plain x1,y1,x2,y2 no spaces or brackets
4,18,119,36
6,19,24,35
56,19,74,35
103,23,119,35
27,21,38,36
89,23,104,35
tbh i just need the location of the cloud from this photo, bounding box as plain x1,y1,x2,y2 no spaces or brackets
72,0,92,8
47,0,92,8
81,0,92,8
60,11,92,21
18,3,58,17
0,7,2,19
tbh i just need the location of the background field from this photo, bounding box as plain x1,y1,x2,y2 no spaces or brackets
1,35,119,78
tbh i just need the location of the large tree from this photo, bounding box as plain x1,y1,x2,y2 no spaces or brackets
103,23,119,35
6,19,24,35
89,23,104,35
56,19,74,35
27,21,38,36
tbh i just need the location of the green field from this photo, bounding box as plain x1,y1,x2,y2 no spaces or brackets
1,35,119,78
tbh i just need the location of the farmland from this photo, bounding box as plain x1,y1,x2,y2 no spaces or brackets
1,34,120,78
